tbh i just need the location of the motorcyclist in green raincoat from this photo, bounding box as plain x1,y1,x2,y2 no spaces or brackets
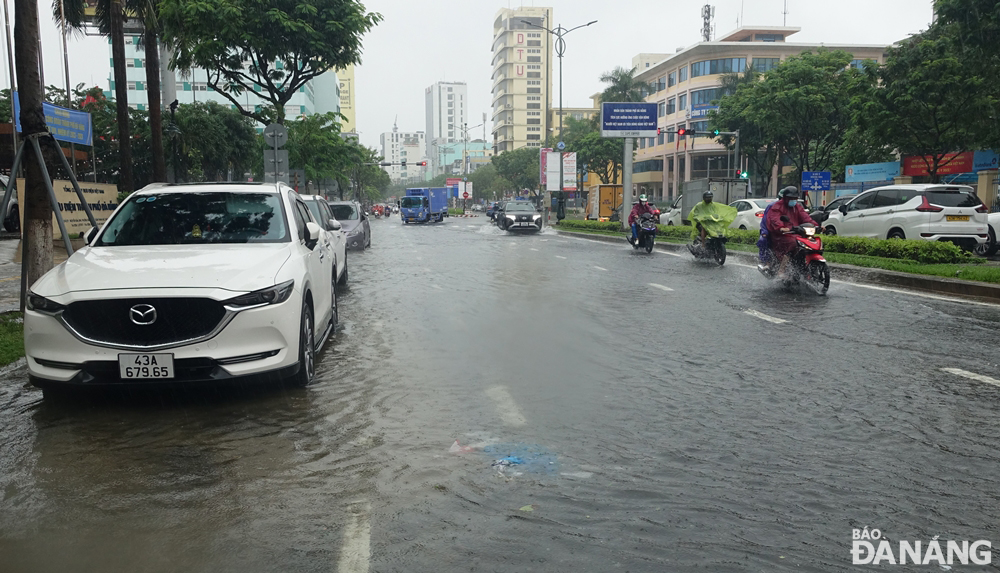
687,191,738,243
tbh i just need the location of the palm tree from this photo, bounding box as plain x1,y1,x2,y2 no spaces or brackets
718,67,758,97
54,0,167,186
599,66,645,103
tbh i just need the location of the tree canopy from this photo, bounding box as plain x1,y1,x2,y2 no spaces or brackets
160,0,382,124
492,147,539,192
599,66,644,103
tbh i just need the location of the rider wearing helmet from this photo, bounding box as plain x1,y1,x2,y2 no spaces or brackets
628,194,656,246
695,190,714,242
765,186,819,276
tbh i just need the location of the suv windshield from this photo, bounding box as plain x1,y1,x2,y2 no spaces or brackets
329,203,359,220
401,197,425,208
96,192,289,246
926,191,982,208
506,202,535,212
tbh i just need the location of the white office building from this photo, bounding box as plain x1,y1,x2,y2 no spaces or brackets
425,81,467,175
380,125,427,184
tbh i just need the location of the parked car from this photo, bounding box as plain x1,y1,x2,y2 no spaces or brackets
822,184,988,250
496,200,541,232
663,195,683,226
975,212,1000,257
728,198,777,230
24,182,347,394
328,200,370,250
0,174,19,232
809,194,857,225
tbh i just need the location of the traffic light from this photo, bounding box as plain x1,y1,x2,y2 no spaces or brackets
415,161,427,167
676,128,687,137
713,129,721,136
737,170,749,179
401,159,407,168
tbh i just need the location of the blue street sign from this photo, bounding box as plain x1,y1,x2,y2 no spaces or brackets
801,171,832,191
12,91,93,146
601,102,658,138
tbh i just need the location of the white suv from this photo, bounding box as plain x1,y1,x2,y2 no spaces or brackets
24,183,345,394
822,184,989,250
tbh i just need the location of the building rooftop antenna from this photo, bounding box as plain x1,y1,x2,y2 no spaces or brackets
783,0,789,26
701,4,715,42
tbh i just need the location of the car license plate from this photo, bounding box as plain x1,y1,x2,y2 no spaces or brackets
118,353,174,379
947,215,969,221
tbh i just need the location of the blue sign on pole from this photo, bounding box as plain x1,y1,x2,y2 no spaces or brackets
600,102,658,138
12,91,93,146
801,171,832,191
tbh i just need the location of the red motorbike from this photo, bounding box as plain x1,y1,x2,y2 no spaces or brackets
758,223,830,295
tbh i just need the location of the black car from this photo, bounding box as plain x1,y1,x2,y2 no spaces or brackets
496,201,542,232
810,195,856,224
328,200,371,250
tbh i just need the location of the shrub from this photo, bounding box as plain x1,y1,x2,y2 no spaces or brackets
555,220,971,264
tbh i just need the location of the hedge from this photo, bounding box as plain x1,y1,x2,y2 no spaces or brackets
556,220,971,264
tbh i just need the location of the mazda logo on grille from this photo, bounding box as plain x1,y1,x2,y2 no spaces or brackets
129,304,157,326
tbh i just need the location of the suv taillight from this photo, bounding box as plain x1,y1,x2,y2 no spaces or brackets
976,204,988,213
915,196,943,213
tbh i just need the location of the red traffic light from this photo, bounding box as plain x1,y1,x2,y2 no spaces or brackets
676,128,687,136
416,161,427,167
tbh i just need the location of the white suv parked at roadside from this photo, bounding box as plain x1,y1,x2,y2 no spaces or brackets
822,184,989,250
24,182,346,394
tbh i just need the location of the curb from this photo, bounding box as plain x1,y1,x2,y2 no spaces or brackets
552,229,1000,302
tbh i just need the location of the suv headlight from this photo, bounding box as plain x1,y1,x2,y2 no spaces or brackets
26,292,65,314
224,280,294,310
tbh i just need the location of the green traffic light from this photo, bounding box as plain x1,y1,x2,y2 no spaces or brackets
713,129,720,136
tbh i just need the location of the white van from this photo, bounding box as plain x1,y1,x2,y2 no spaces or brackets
822,184,988,250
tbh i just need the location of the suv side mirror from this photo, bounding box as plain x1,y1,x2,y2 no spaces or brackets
85,226,99,245
329,219,342,231
304,221,321,249
839,204,849,215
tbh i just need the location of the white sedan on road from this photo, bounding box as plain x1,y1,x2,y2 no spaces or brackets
729,198,777,230
25,183,346,394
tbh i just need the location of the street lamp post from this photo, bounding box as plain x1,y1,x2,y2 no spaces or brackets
523,18,596,221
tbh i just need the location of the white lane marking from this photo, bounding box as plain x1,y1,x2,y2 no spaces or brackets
485,385,527,427
648,283,674,292
837,281,1000,307
555,255,567,260
941,368,1000,388
540,239,549,242
593,266,608,271
744,309,787,324
560,471,594,479
337,501,371,573
430,284,442,290
530,248,540,251
422,268,432,273
467,225,477,228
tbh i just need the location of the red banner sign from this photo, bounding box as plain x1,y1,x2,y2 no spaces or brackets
902,152,974,177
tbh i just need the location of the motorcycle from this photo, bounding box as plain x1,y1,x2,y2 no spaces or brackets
686,202,737,266
757,222,830,295
630,212,658,253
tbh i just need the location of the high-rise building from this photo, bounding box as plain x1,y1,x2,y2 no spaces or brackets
425,81,468,175
380,124,427,184
490,6,552,154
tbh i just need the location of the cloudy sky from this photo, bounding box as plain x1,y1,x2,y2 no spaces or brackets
13,0,934,150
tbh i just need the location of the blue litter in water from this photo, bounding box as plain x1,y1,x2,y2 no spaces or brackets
482,444,559,475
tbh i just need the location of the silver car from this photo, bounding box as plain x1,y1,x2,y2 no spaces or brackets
328,200,370,250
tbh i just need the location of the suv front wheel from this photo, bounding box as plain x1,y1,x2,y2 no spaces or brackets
289,301,315,387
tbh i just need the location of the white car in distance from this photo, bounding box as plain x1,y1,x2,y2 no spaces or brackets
24,183,345,395
729,198,777,230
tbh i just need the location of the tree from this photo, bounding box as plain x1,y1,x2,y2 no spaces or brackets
855,31,988,182
287,112,353,185
491,147,539,192
710,79,780,193
172,101,257,181
717,67,758,97
572,132,628,185
160,0,382,125
599,66,644,103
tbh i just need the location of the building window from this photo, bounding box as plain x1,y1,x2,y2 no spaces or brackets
527,40,541,46
527,103,541,109
679,66,688,82
527,119,540,125
658,132,664,145
127,81,137,90
667,130,675,143
690,88,720,107
679,94,687,111
126,59,135,68
755,33,782,42
528,72,541,78
658,102,666,117
448,94,453,100
668,71,676,87
690,120,709,132
527,49,541,54
527,56,541,63
639,138,646,149
667,98,676,115
528,65,540,70
527,96,541,101
753,57,781,72
690,58,746,77
849,59,866,71
527,111,541,116
527,134,540,140
527,87,540,93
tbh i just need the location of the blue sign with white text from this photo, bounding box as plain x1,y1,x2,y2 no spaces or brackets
845,161,900,183
13,91,93,146
601,102,658,138
801,171,832,191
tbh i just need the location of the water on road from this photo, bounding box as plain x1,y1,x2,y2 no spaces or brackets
3,216,1000,572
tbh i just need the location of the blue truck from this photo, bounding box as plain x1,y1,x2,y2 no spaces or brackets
400,188,448,224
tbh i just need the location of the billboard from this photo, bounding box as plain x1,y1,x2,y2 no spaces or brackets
903,152,974,177
12,91,93,146
845,161,900,183
601,102,658,138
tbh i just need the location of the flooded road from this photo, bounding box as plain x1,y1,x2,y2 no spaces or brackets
3,216,1000,572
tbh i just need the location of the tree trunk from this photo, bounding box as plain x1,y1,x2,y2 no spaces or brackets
144,23,166,182
110,0,133,193
13,0,53,306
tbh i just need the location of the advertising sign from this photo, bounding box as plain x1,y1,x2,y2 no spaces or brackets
545,151,561,191
17,178,118,240
562,152,577,191
13,91,93,146
601,102,658,138
973,150,999,172
845,161,900,183
539,148,551,187
903,152,974,177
